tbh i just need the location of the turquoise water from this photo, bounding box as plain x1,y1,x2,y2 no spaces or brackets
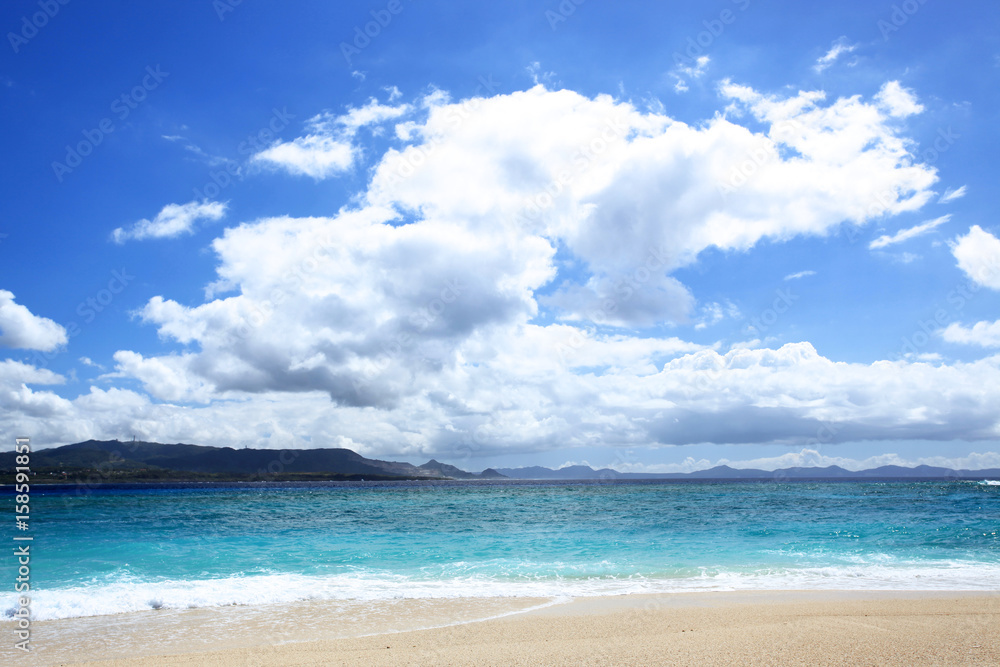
4,480,999,619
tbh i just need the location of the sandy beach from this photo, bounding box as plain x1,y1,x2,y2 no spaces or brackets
6,591,997,666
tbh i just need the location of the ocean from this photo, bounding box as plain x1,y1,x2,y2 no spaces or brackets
4,479,999,621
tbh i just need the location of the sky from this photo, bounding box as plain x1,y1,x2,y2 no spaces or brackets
2,0,1000,474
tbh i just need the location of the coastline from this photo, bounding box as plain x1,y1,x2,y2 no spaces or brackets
5,590,998,666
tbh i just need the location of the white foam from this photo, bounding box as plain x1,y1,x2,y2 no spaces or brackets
6,560,1000,621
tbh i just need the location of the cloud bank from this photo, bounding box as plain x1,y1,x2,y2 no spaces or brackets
7,81,997,461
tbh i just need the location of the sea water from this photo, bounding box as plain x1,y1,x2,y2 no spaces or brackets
3,479,998,620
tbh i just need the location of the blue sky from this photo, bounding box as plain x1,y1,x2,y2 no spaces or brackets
2,0,1000,473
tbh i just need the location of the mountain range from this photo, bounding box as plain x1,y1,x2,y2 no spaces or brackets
2,440,998,482
0,440,503,482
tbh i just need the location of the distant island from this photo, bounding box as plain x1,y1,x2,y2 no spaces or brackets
1,439,997,484
0,440,506,484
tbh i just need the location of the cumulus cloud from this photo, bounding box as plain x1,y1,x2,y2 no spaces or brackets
940,320,1000,348
951,225,1000,289
110,351,218,403
0,359,64,386
382,82,934,326
252,99,410,179
111,201,227,244
814,37,857,73
124,83,939,410
0,359,69,423
874,80,923,117
130,208,555,408
717,81,933,220
11,81,986,457
0,291,68,351
869,214,950,249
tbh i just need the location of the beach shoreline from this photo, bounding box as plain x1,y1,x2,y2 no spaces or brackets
5,590,998,666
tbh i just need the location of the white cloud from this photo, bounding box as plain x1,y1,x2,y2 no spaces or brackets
951,225,1000,290
111,201,227,244
252,99,410,179
814,37,857,73
79,356,104,370
110,351,218,403
784,270,816,281
640,343,1000,445
671,55,709,93
251,134,354,179
377,81,936,329
7,340,1000,456
694,301,740,330
874,80,923,117
716,81,934,219
0,359,69,423
941,320,1000,348
869,214,950,249
939,185,967,203
130,207,556,407
0,359,64,386
700,448,1000,473
526,62,557,86
0,291,68,351
162,133,230,167
335,99,412,133
8,82,984,457
122,84,941,412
